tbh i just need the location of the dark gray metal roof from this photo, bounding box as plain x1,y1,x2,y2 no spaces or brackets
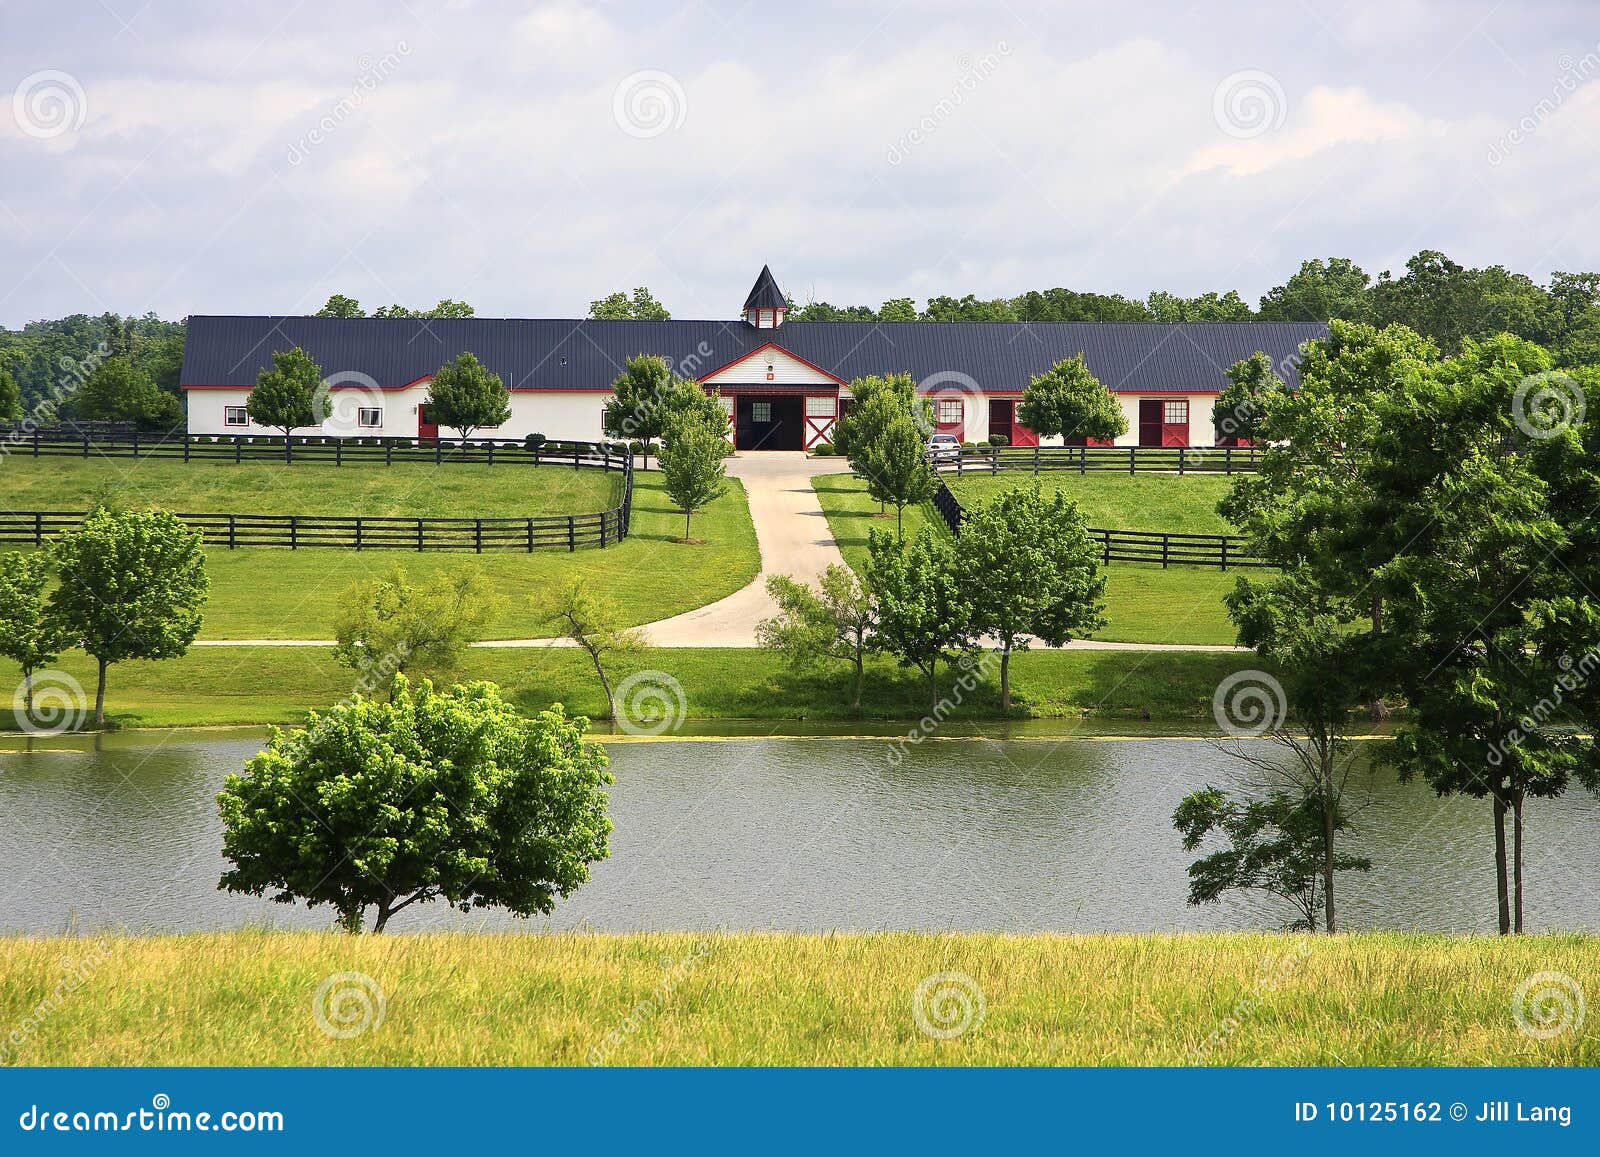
180,315,1327,395
742,265,787,311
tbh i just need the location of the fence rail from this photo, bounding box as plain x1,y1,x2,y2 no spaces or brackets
0,428,634,472
931,480,1267,569
939,444,1264,476
0,507,631,552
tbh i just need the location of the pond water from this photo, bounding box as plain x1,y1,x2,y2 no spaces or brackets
0,730,1595,935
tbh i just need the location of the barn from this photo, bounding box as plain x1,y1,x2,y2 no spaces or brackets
180,266,1325,450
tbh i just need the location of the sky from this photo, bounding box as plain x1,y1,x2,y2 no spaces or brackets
1,0,1599,327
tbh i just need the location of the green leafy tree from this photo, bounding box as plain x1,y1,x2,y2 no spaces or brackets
218,676,613,933
920,294,1017,322
426,351,511,440
0,552,70,721
135,332,186,397
1173,787,1370,932
315,294,365,318
756,565,876,709
74,357,182,429
1370,250,1559,353
856,410,937,535
47,507,208,725
1017,354,1127,447
246,346,329,456
1146,289,1254,322
543,576,649,728
602,354,720,467
589,287,671,320
373,299,477,318
659,413,729,541
0,361,22,421
1257,257,1373,323
833,373,923,462
956,485,1106,711
877,297,918,322
1212,352,1287,445
864,528,972,709
1010,288,1153,323
332,564,504,697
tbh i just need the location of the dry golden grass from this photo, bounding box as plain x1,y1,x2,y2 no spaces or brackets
0,932,1594,1066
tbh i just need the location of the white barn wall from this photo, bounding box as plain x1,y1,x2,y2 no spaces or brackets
701,347,839,388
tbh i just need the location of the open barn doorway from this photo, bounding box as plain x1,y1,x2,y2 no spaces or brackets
734,395,804,450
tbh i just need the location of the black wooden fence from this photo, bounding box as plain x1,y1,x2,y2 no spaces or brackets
0,427,634,472
940,444,1264,476
0,437,636,552
931,480,1266,569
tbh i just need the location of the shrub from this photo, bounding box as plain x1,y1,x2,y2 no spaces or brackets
812,442,836,456
524,433,548,450
988,434,1010,447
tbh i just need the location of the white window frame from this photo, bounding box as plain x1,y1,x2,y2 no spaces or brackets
751,401,773,423
1163,399,1188,426
805,396,835,418
937,398,963,424
224,406,248,427
358,407,383,429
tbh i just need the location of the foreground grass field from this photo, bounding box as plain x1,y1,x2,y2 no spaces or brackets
946,471,1236,535
0,646,1255,729
0,931,1590,1065
812,473,1239,646
0,455,618,517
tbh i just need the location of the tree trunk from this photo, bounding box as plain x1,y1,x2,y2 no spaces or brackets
1321,749,1337,934
1512,788,1525,934
598,664,617,734
683,510,691,540
1492,789,1511,935
896,504,904,537
284,430,292,463
372,901,391,934
94,657,107,726
22,668,32,721
1000,647,1011,713
928,666,939,713
851,656,864,711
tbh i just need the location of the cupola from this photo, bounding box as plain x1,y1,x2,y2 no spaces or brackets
742,264,787,328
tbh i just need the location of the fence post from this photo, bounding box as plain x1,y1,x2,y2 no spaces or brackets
1224,446,1232,475
435,440,442,466
132,428,139,458
355,518,362,551
83,431,90,458
1220,536,1228,571
527,518,534,552
1162,535,1169,569
1102,531,1110,565
475,519,483,553
33,429,39,458
290,516,298,550
386,440,393,467
229,514,236,550
335,439,343,467
533,443,541,468
1034,444,1040,475
990,448,997,475
1079,447,1085,475
1178,448,1185,476
416,519,424,551
235,437,242,464
573,447,580,471
568,515,576,552
183,435,190,464
1127,447,1134,475
34,512,42,546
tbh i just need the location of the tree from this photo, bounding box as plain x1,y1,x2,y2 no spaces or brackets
865,528,972,710
1011,287,1153,323
956,485,1106,711
543,577,649,729
0,361,22,421
1257,257,1373,323
0,552,69,722
1017,354,1127,447
856,409,937,535
47,507,208,725
756,565,876,709
74,357,182,429
1370,250,1559,353
659,414,729,541
246,346,329,456
1146,289,1254,322
589,287,670,320
315,294,365,318
877,297,918,322
332,564,504,697
425,351,510,440
373,299,476,318
1212,352,1287,445
832,373,922,461
218,676,613,933
921,294,1017,322
1173,787,1370,932
601,354,715,467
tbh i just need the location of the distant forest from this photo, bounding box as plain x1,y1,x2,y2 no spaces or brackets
4,250,1598,416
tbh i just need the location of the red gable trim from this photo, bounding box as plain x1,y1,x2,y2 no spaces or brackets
696,341,847,388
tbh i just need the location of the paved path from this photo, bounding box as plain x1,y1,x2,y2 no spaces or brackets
191,452,1246,652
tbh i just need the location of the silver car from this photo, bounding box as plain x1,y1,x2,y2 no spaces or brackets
925,433,961,464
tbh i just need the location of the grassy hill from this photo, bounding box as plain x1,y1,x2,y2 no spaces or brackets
0,931,1590,1065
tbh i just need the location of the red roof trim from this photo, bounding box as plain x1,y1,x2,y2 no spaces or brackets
696,341,848,388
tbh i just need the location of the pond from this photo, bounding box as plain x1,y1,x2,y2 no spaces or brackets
0,730,1595,935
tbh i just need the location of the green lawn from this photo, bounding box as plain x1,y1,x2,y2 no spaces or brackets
811,473,1240,646
947,472,1237,535
0,455,622,518
0,645,1262,730
0,469,759,639
0,931,1590,1065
